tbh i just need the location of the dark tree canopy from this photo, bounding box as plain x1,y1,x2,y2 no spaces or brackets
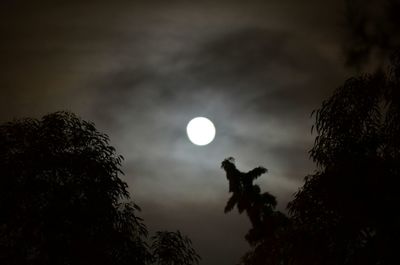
0,111,150,265
222,54,400,265
0,111,200,265
287,53,400,265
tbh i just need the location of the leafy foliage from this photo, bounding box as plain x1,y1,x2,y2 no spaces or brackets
0,111,151,265
288,53,400,265
221,157,290,264
151,231,200,265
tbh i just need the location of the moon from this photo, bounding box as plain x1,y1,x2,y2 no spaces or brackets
186,117,216,146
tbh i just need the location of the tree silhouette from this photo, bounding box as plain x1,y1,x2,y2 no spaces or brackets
222,54,400,265
0,111,151,265
150,231,200,265
0,111,200,265
288,53,400,265
221,158,290,265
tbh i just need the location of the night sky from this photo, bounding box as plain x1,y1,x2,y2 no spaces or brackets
1,1,353,264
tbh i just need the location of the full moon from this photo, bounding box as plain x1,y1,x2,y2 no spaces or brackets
186,117,216,146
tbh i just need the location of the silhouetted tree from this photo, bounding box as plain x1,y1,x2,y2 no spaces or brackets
222,54,400,265
288,53,400,265
0,111,151,265
221,158,291,265
151,231,200,265
0,111,200,265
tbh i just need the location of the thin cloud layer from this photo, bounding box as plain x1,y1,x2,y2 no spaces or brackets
1,1,349,264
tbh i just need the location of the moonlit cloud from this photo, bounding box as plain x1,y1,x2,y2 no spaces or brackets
0,1,350,264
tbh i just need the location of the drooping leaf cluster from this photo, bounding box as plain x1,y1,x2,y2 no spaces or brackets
151,231,201,265
0,111,151,265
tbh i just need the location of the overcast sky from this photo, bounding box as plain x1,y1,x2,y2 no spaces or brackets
1,1,353,264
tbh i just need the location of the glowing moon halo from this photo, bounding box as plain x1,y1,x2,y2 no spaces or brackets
186,117,216,146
